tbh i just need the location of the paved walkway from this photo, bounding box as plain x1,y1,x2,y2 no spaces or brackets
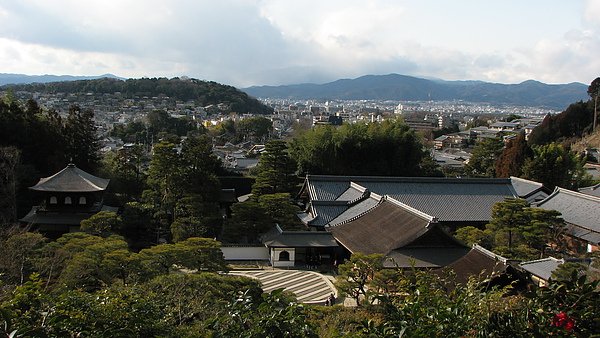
229,269,337,304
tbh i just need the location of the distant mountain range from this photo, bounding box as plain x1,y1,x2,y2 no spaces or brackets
0,73,124,86
243,74,589,109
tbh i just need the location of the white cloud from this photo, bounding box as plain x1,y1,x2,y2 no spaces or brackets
0,0,596,86
584,0,600,26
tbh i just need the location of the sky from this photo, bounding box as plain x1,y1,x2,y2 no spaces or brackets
0,0,599,87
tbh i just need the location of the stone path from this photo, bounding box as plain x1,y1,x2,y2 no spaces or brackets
229,270,337,304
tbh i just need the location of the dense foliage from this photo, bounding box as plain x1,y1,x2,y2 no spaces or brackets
522,143,590,190
0,99,99,176
465,137,504,177
0,98,101,220
290,119,429,176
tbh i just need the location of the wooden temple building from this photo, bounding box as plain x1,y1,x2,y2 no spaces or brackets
20,163,117,237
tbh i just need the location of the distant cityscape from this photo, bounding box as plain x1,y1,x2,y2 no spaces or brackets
4,87,562,175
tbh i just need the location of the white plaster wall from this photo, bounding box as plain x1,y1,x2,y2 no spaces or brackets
221,246,270,260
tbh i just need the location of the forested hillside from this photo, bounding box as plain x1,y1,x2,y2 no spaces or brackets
2,77,272,114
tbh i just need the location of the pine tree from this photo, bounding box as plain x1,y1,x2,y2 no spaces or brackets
251,140,297,197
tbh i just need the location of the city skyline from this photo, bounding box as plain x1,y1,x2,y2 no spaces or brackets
0,0,598,88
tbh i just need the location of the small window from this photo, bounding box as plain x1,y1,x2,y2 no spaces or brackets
279,250,290,261
49,196,57,204
79,196,86,205
64,196,72,205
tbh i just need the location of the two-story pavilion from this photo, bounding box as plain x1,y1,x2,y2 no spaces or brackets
20,163,117,238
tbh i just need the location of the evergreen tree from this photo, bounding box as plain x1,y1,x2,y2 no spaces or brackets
171,195,222,242
222,201,272,244
522,143,589,189
465,137,504,177
0,147,20,224
63,105,100,173
257,193,304,230
251,140,297,197
484,198,565,259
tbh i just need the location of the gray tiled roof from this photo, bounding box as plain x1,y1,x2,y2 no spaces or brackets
263,231,338,248
20,206,95,226
519,257,564,281
302,175,517,226
510,176,545,197
306,176,350,201
20,205,119,226
328,196,381,227
336,185,366,201
578,183,600,198
30,164,109,192
536,188,600,244
307,203,348,226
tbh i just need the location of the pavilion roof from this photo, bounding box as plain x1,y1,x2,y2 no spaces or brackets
30,163,109,192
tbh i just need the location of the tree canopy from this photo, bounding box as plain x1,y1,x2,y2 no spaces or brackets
459,198,566,260
289,119,425,176
465,137,504,177
522,143,589,190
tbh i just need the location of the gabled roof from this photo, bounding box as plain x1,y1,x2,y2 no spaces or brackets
519,257,564,281
327,196,381,227
302,175,517,225
436,245,514,284
510,176,549,203
329,197,462,255
510,176,544,197
535,187,600,245
30,164,109,192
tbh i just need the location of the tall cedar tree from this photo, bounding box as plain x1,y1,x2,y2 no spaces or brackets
63,106,100,173
495,132,531,178
589,77,600,131
251,140,297,197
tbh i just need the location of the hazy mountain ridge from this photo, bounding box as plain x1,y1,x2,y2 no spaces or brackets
244,74,588,109
0,73,124,86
